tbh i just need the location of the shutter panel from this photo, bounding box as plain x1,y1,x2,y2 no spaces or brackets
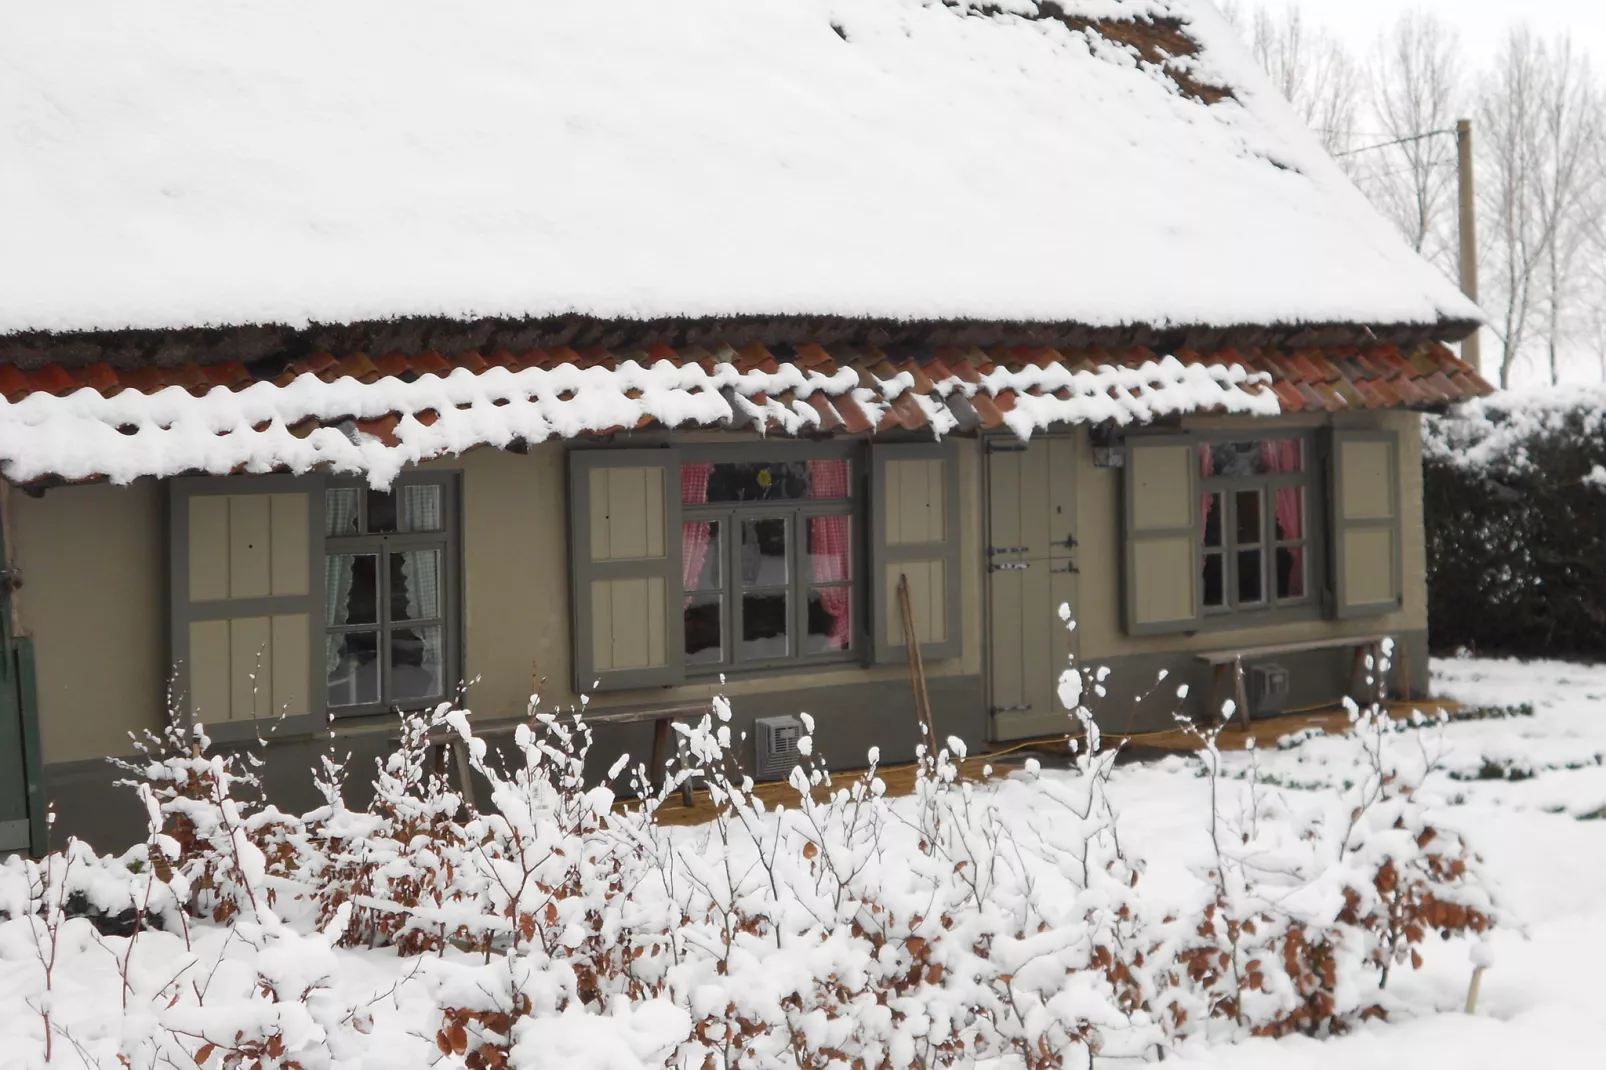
1122,436,1200,635
170,477,321,734
872,442,961,663
1329,430,1403,618
569,449,684,692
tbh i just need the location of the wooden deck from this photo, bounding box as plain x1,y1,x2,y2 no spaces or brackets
626,698,1464,828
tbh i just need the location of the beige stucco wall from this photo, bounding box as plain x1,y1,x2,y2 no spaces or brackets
9,409,1424,764
439,435,985,725
11,437,986,764
1075,409,1427,660
10,479,168,763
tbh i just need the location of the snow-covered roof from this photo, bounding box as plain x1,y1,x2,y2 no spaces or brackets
1,0,1479,338
0,341,1490,486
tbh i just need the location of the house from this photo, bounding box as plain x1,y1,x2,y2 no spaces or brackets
0,0,1490,853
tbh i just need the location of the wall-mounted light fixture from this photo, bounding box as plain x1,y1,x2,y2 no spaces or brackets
1089,424,1124,468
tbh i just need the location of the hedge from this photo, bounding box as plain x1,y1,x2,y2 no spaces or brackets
1423,388,1606,658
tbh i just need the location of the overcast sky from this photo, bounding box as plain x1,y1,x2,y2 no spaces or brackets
1284,0,1606,72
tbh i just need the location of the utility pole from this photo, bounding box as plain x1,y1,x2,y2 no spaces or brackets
1457,118,1481,375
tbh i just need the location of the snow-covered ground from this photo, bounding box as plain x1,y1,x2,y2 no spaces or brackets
1,656,1602,1068
1163,657,1606,1069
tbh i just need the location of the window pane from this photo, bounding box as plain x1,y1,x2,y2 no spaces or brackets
1235,490,1262,547
684,592,723,665
1206,438,1304,478
688,458,853,504
391,624,445,704
1201,492,1223,548
740,592,789,659
806,588,853,653
807,514,852,583
1272,487,1305,543
1260,437,1304,475
1203,553,1225,608
366,488,397,533
1206,440,1263,478
327,632,379,707
740,517,788,587
325,488,362,536
708,461,808,502
325,554,378,626
1277,545,1306,600
1237,549,1264,604
391,549,442,621
683,520,721,591
401,484,444,532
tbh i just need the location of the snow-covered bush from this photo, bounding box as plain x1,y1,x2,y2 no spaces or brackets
110,713,293,925
1169,642,1494,1040
1425,388,1606,657
3,621,1500,1066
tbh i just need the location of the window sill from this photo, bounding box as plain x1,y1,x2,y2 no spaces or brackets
686,652,863,682
1195,602,1325,632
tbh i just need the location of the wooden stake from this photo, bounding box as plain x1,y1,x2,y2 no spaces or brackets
1465,964,1486,1015
1457,118,1481,375
898,574,937,757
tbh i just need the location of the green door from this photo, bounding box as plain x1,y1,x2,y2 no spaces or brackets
985,435,1080,742
0,494,44,856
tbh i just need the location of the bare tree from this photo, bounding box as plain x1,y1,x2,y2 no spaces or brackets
1222,2,1362,158
1363,10,1463,278
1477,27,1551,387
1531,37,1603,384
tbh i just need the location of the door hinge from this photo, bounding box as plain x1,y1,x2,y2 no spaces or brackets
991,704,1033,714
989,562,1031,572
987,545,1031,556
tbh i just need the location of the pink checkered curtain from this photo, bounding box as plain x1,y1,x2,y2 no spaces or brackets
1261,439,1304,596
1199,443,1216,540
808,459,852,650
681,463,715,604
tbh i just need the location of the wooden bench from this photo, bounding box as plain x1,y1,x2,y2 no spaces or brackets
405,700,714,811
1195,635,1391,726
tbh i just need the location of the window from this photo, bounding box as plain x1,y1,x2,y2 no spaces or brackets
323,477,458,713
569,441,958,692
680,456,858,670
1124,432,1321,636
1199,437,1311,614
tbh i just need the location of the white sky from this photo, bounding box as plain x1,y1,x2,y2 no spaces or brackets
1285,1,1606,386
1285,0,1606,73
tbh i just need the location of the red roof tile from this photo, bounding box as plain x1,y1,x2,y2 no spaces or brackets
0,339,1495,482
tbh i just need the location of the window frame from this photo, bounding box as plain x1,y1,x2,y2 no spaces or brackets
321,472,462,718
1123,428,1327,635
1198,436,1319,619
679,441,863,677
1195,430,1324,629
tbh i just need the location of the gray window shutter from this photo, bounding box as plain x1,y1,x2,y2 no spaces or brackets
568,448,684,692
1329,430,1403,618
871,441,962,663
1123,436,1201,636
170,476,323,738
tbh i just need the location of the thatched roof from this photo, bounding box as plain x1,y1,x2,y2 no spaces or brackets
2,0,1479,354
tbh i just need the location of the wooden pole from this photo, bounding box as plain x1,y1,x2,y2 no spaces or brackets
1457,118,1482,376
897,574,937,760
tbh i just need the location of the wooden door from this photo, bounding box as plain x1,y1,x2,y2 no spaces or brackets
986,435,1079,742
0,491,42,856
